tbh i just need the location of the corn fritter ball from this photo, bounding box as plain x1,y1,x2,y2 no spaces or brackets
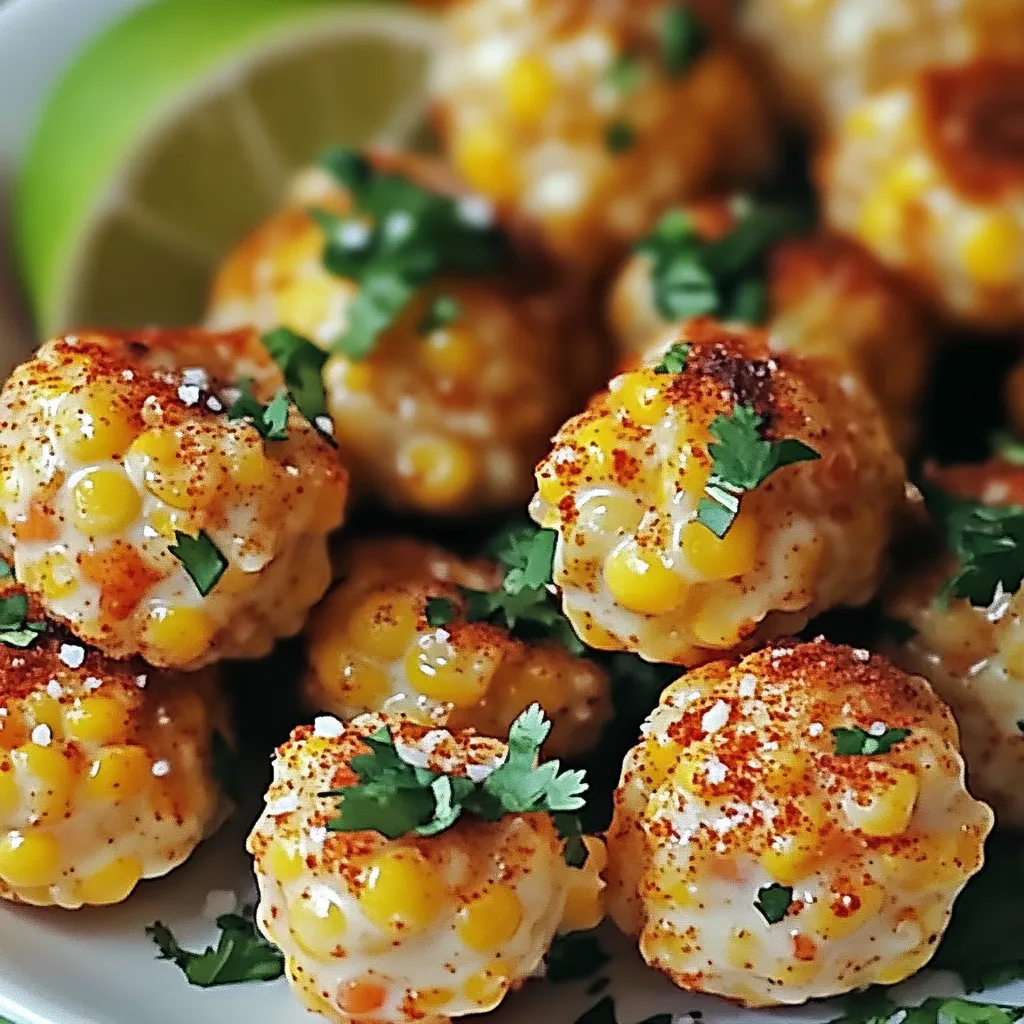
885,460,1024,827
821,61,1024,329
606,638,994,1007
609,199,932,454
303,538,611,758
0,585,232,909
531,318,905,666
430,0,776,270
738,0,1024,131
0,330,347,669
208,153,599,516
248,713,606,1024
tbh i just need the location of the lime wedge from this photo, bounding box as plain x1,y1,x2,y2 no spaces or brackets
15,0,438,336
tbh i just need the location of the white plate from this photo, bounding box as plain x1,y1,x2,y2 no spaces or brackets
0,3,1022,1023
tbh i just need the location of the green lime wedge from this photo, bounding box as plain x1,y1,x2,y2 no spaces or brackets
15,0,438,336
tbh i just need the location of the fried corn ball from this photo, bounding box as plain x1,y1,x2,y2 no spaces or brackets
738,0,1024,131
821,62,1024,329
530,317,905,666
606,638,993,1007
0,329,347,669
609,199,932,453
885,460,1024,826
208,151,598,516
303,538,611,758
0,585,231,909
248,713,606,1024
430,0,776,270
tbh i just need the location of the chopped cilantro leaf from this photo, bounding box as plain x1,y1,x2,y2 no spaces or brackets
832,998,1024,1024
660,2,707,77
637,199,808,324
0,558,12,579
333,270,418,360
323,705,588,865
546,931,610,983
0,593,46,649
606,53,646,94
832,725,909,756
993,431,1024,466
921,480,1024,607
653,342,690,375
754,883,793,924
260,328,335,445
696,404,820,537
212,730,241,805
168,530,228,597
320,147,372,193
418,294,462,335
146,905,283,987
605,120,637,153
227,380,289,441
424,596,456,627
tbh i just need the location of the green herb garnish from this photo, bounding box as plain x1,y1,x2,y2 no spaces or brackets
832,997,1024,1024
606,53,646,94
0,559,13,580
226,380,290,441
424,596,456,628
696,404,820,537
637,199,809,324
146,905,283,987
991,431,1024,466
418,294,463,335
168,530,228,597
260,327,334,445
212,730,241,805
754,882,793,924
921,480,1024,607
323,704,588,866
605,120,637,153
832,725,910,756
314,147,507,359
547,932,610,983
660,2,707,77
0,593,45,649
653,342,690,375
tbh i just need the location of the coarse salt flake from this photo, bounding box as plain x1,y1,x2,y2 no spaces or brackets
206,395,224,413
852,648,871,662
152,760,171,777
182,367,209,388
808,722,824,737
84,676,104,691
315,415,333,435
313,716,344,739
701,700,731,735
45,679,63,700
869,721,888,737
266,792,299,816
177,384,201,406
59,644,85,669
136,674,148,689
31,724,52,747
307,826,328,845
704,757,728,784
738,673,758,698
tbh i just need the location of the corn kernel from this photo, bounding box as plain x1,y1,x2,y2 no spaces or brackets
810,880,884,940
329,355,374,393
681,513,760,580
360,848,445,935
15,743,76,820
339,657,392,709
462,961,512,1010
414,987,453,1010
535,469,565,509
337,979,387,1016
404,636,495,706
54,385,137,461
399,437,480,511
874,950,927,986
457,884,524,953
0,709,28,751
84,745,152,802
453,123,519,202
604,543,687,614
961,212,1022,287
70,468,142,536
421,325,483,381
761,831,823,886
275,275,340,341
503,55,556,125
727,928,760,971
64,697,130,746
0,830,61,887
289,892,348,959
346,589,419,661
144,606,215,665
24,693,64,736
77,856,143,906
689,582,746,648
844,767,918,837
617,373,670,427
266,838,305,883
129,429,225,510
226,440,273,489
858,193,902,254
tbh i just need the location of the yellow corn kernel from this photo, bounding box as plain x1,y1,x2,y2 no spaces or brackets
145,506,194,545
453,123,520,202
874,950,928,986
15,743,77,820
288,892,348,959
227,441,273,489
0,709,28,752
761,830,823,887
77,855,143,906
339,656,392,710
144,606,215,665
727,927,760,971
689,581,746,648
24,551,78,601
573,418,622,477
84,745,152,802
0,760,19,822
645,736,680,786
414,987,454,1011
503,55,556,125
400,437,480,511
265,837,305,883
575,492,642,536
54,385,138,461
71,469,142,536
561,838,607,932
844,768,918,838
617,373,670,427
360,848,445,935
457,884,524,953
275,275,339,341
24,693,64,737
846,106,878,139
462,961,512,1010
0,830,61,887
681,514,759,580
883,157,934,201
404,636,494,707
810,880,884,940
535,469,565,509
329,355,374,393
129,429,225,511
961,212,1022,287
1003,633,1024,679
345,590,419,661
604,543,686,615
422,325,483,381
858,192,902,253
64,697,130,746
